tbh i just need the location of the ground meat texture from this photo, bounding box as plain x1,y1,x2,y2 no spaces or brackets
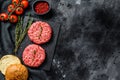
28,21,52,44
22,44,46,67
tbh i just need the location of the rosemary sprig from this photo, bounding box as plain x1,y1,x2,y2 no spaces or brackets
14,15,33,54
15,16,22,44
38,26,43,39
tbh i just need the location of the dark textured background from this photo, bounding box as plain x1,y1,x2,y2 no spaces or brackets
1,0,120,80
47,0,120,80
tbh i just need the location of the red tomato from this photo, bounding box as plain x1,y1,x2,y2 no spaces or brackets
7,4,15,13
15,7,24,15
12,0,19,5
0,13,8,21
21,1,29,8
9,15,18,23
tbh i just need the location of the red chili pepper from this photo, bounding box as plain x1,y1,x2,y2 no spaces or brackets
34,1,49,14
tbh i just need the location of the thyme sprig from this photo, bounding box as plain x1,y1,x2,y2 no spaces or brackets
14,15,33,54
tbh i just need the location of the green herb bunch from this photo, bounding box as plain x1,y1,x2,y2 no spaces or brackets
14,15,33,53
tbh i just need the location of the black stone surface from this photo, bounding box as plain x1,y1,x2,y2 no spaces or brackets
1,0,120,80
46,0,120,80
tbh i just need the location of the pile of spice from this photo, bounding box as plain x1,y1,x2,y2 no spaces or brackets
34,1,49,14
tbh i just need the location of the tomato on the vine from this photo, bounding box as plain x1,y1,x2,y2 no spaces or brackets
9,15,18,23
21,0,29,9
15,7,24,15
7,4,15,13
0,13,8,21
12,0,19,5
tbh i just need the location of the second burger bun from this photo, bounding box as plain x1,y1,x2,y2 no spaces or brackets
5,64,28,80
0,55,21,75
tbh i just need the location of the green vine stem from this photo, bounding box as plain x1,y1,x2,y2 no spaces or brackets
8,0,22,20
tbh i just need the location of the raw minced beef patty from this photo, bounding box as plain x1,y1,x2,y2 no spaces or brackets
22,44,46,67
28,21,52,44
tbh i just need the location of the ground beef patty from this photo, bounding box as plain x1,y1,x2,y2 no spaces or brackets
28,21,52,44
22,44,46,67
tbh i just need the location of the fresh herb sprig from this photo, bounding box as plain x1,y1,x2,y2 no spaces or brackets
14,15,33,53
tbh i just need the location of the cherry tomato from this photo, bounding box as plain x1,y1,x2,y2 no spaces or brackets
12,0,19,5
9,15,18,23
15,7,24,15
21,1,29,9
7,4,15,13
0,13,8,21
